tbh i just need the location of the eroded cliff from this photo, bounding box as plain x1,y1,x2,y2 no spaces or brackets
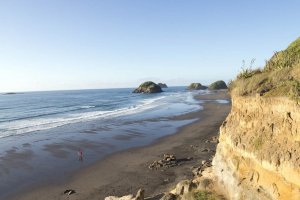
213,95,300,200
211,38,300,200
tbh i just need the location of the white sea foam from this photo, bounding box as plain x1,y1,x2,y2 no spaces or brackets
0,95,170,137
215,99,230,104
80,105,96,109
0,91,202,138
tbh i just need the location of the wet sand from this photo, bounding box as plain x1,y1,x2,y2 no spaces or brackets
8,91,230,200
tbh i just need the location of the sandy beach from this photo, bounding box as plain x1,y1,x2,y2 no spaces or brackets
2,1,296,199
7,91,230,200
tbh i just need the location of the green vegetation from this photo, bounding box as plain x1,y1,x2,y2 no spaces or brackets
188,83,207,90
133,81,163,93
236,68,262,79
236,59,260,79
140,81,156,87
230,37,300,101
193,191,223,200
208,80,228,90
265,37,300,71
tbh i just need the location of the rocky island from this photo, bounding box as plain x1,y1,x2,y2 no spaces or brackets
187,83,207,90
208,80,228,90
133,81,163,93
158,83,168,88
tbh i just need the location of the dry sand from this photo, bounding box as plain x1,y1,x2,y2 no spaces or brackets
8,91,230,200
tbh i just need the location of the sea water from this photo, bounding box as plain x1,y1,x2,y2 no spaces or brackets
0,87,203,138
0,87,212,198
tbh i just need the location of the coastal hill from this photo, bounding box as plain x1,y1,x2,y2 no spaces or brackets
210,37,300,199
230,37,300,98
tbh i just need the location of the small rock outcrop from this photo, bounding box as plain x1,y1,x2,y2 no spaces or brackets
148,154,192,170
158,83,168,88
148,154,178,169
133,81,163,93
208,80,228,90
187,83,207,90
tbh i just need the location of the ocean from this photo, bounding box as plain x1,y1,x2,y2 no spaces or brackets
0,86,214,198
0,87,203,138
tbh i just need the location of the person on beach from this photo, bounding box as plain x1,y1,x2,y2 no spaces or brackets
78,149,83,161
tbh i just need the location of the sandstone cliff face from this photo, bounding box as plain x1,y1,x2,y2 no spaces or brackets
212,95,300,200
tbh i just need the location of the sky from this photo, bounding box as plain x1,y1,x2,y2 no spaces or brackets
0,0,300,92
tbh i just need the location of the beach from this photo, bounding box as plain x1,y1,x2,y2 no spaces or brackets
2,1,297,199
6,90,230,200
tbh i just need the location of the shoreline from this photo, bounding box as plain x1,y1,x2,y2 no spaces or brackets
8,90,231,200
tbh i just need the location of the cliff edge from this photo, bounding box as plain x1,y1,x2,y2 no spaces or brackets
211,38,300,200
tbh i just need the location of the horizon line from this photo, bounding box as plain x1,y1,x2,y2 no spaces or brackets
0,85,188,94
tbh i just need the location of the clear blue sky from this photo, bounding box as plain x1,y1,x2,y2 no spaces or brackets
0,0,299,92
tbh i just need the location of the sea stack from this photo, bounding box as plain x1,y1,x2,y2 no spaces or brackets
208,80,228,90
133,81,163,93
187,83,207,90
157,83,168,88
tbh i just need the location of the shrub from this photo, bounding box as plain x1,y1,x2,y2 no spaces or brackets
264,50,300,71
230,37,300,100
237,59,261,79
264,38,300,71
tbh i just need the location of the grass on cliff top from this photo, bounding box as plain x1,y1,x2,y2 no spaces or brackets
230,37,300,101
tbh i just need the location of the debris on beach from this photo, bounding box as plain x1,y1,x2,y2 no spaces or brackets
63,189,76,195
189,144,198,150
148,154,178,170
148,154,193,170
201,148,210,153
